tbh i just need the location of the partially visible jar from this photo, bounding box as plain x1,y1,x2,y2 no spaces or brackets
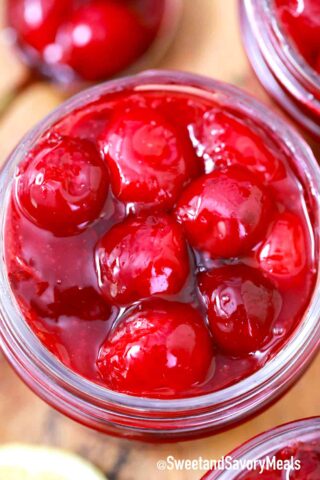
5,0,181,84
240,0,320,139
203,417,320,479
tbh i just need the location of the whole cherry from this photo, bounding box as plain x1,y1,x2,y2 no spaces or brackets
95,214,190,305
198,265,281,355
99,106,199,210
175,166,273,259
191,108,285,183
15,134,109,235
97,299,215,397
258,211,307,287
55,1,149,81
8,0,71,53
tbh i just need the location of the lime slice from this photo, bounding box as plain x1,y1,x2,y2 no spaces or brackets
0,444,106,480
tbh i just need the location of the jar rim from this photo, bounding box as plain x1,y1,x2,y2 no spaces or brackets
203,416,320,479
0,70,319,420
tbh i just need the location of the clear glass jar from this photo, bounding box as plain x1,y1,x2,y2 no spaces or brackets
5,0,181,85
240,0,320,139
203,417,320,479
0,71,319,441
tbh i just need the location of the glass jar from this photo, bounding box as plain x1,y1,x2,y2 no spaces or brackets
203,417,320,479
5,0,181,85
0,71,319,441
240,0,320,139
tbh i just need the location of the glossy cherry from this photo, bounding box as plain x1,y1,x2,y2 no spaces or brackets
97,299,215,397
191,108,285,183
8,0,70,53
258,211,307,286
56,1,148,81
15,134,109,235
175,166,273,258
95,214,190,305
199,266,281,355
100,106,199,209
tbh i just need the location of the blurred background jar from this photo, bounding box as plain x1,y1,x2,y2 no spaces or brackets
240,0,320,140
5,0,181,84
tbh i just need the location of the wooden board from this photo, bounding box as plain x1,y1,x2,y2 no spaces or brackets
0,1,318,479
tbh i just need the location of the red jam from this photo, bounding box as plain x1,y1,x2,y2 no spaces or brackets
275,0,320,74
239,439,320,479
4,84,317,399
7,0,165,81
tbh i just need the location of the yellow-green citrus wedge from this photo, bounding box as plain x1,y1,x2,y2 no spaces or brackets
0,444,106,480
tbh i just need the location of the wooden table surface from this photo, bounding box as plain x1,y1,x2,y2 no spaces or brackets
0,1,319,479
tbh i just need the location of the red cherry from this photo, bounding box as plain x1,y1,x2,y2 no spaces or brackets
257,211,307,285
8,0,71,52
16,134,109,235
95,214,190,305
191,108,285,183
175,167,273,258
56,1,149,81
99,107,199,210
198,266,281,355
97,299,215,397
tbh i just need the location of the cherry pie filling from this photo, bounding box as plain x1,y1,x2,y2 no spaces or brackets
4,84,317,399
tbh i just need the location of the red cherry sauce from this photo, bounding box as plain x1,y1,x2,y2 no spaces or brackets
275,0,320,74
7,0,165,81
239,439,320,479
4,85,317,399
